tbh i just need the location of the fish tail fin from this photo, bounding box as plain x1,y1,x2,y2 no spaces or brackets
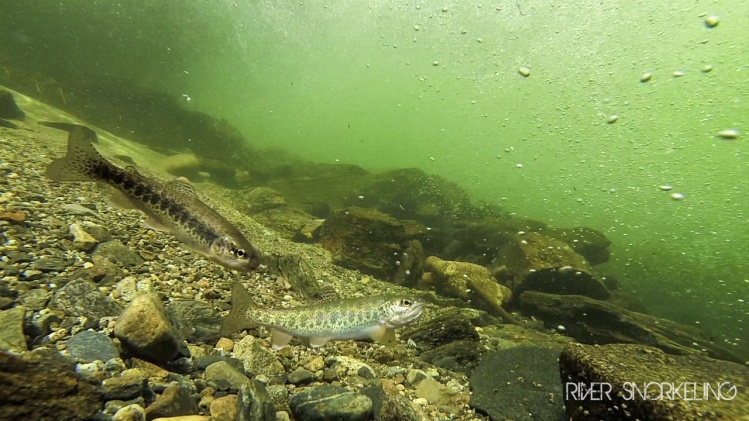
42,121,108,181
220,283,257,337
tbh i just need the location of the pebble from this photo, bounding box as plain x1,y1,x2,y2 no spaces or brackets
640,72,652,82
288,367,315,385
144,383,199,419
658,185,673,191
113,404,146,421
70,223,99,252
114,293,182,363
518,66,531,77
704,15,720,28
210,394,238,421
237,381,277,421
670,192,686,201
717,128,739,139
67,329,120,363
606,114,619,124
673,70,684,77
216,337,234,352
702,64,713,73
290,385,373,421
233,336,285,377
205,361,250,390
49,278,123,321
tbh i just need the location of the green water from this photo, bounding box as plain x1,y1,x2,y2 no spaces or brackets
2,1,747,356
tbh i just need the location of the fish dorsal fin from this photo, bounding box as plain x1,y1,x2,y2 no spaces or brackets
270,328,294,350
166,178,197,198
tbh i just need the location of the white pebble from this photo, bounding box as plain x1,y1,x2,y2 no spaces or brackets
607,114,619,124
670,192,686,201
640,72,652,82
717,128,739,139
673,70,685,77
704,15,720,28
658,185,673,191
702,64,713,73
518,66,531,77
515,163,523,168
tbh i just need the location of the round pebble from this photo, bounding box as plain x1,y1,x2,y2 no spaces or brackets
518,66,530,77
704,15,720,28
413,25,420,31
670,192,686,201
658,185,673,191
640,72,653,82
607,114,619,124
702,65,713,73
673,70,684,77
432,61,439,66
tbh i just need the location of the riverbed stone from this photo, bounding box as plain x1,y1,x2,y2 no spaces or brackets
114,294,181,363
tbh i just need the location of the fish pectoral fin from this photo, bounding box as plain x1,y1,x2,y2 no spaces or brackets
379,328,398,347
364,324,394,344
270,328,294,350
308,336,331,348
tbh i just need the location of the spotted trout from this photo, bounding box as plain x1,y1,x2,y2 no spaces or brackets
43,122,260,272
220,283,424,349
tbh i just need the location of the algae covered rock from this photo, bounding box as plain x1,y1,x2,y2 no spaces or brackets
559,343,749,420
319,207,407,280
425,256,513,321
496,232,609,300
114,293,182,363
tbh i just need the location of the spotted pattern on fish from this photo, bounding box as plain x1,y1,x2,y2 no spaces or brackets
43,122,260,272
221,283,424,349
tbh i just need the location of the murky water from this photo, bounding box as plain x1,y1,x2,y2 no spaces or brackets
1,1,747,358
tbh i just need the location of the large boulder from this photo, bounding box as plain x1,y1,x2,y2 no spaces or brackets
495,232,610,300
519,291,742,363
559,343,749,420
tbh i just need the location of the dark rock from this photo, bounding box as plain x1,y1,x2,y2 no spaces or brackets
0,117,18,129
236,380,277,421
205,361,250,390
91,255,124,286
67,330,120,363
4,250,32,264
356,365,376,380
519,291,743,363
290,385,372,421
27,311,63,338
546,226,611,265
167,299,221,344
559,343,749,420
0,305,27,353
93,241,144,268
31,256,70,273
0,90,25,120
195,355,228,370
114,294,182,363
242,187,287,212
294,218,325,243
401,309,480,350
470,346,566,421
496,232,610,300
270,254,338,303
0,297,13,310
379,392,421,421
319,207,407,280
102,375,146,401
391,239,425,286
0,348,101,420
288,368,315,386
144,382,197,419
419,339,483,373
49,279,124,321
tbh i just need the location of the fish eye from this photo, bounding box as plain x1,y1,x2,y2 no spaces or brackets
234,248,246,258
402,299,412,306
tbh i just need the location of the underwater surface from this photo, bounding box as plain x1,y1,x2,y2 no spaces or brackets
0,1,747,419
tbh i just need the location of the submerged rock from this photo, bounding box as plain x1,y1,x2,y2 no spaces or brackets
290,385,372,421
559,343,749,420
496,232,610,300
470,346,565,421
237,380,277,421
0,90,25,120
319,207,408,280
114,294,182,363
50,278,124,321
0,348,101,420
0,305,27,353
424,256,514,322
144,382,198,419
519,291,743,363
67,330,120,363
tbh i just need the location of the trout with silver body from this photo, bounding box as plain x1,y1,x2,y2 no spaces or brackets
43,122,260,272
221,283,424,349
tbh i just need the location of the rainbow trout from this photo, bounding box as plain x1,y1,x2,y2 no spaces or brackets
220,283,424,349
43,122,260,272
